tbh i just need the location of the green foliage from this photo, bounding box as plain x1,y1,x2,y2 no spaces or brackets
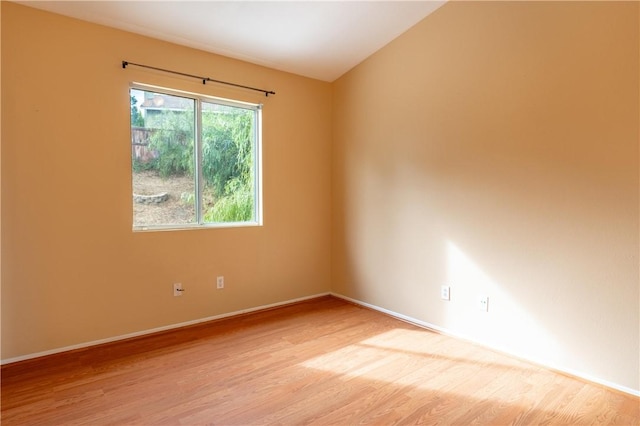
201,112,239,197
132,156,156,173
202,109,253,193
201,107,255,222
130,95,144,127
180,191,195,205
147,111,194,178
204,178,254,222
131,90,256,223
148,129,193,178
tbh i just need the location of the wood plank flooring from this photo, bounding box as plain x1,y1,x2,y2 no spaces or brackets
2,296,638,425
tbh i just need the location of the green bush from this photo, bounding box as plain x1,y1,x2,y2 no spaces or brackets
149,128,193,178
132,94,256,222
204,178,253,222
201,126,238,197
207,111,254,222
146,110,194,178
132,155,156,173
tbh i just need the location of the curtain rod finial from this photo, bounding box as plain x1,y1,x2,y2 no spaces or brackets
122,61,128,69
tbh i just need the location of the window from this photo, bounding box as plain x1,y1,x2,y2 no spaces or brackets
130,85,261,230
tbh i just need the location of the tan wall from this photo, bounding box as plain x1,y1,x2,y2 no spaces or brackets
1,2,332,359
332,2,639,391
2,0,639,395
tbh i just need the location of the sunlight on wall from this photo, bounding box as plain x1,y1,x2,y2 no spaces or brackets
443,241,562,364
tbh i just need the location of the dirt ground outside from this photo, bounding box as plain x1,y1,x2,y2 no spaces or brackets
132,171,195,226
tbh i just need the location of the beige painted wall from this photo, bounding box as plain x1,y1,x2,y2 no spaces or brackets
1,2,332,359
332,2,639,391
2,0,639,395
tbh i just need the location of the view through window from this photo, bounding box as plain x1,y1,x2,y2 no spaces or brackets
130,86,261,230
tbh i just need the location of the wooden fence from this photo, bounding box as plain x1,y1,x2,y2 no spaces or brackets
131,127,156,163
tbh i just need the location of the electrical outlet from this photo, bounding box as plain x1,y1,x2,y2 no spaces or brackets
441,285,450,301
478,295,489,312
173,283,184,297
216,276,224,289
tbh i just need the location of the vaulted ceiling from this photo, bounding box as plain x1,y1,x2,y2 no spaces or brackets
18,1,445,81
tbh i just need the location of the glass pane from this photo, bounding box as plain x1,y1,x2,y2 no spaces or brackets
131,89,196,228
200,102,255,223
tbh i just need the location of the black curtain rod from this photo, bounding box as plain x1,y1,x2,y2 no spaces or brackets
122,60,276,97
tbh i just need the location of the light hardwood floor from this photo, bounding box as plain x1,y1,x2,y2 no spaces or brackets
1,296,638,425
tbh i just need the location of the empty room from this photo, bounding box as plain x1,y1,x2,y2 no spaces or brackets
1,1,639,424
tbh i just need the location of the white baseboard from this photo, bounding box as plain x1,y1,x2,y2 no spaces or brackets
331,292,640,398
4,291,638,397
1,292,331,366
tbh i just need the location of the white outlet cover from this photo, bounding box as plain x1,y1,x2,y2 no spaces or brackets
441,285,450,301
478,295,489,312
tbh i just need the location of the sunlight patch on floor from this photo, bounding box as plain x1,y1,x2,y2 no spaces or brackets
300,327,548,403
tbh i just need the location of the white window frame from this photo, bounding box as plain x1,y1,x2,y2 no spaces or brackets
131,83,263,231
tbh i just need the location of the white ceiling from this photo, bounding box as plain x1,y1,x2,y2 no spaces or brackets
18,1,445,82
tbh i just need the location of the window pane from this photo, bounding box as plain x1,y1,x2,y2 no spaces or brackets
201,101,255,223
131,89,196,228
